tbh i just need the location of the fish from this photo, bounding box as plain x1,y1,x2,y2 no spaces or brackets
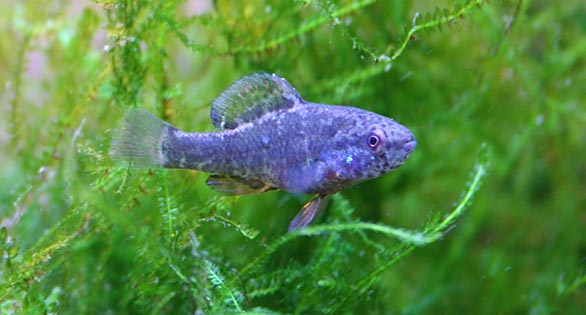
110,73,416,231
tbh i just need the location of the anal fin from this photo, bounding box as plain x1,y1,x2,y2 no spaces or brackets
288,195,330,232
206,175,275,195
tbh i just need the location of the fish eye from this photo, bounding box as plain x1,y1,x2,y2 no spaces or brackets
367,130,385,150
368,135,379,147
368,134,381,148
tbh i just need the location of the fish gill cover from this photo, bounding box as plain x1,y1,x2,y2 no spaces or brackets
1,1,585,314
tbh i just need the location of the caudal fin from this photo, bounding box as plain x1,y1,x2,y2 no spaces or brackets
110,109,170,168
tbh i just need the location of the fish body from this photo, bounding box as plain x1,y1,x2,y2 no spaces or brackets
111,73,416,231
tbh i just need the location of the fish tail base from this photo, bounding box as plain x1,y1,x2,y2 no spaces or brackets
110,109,170,168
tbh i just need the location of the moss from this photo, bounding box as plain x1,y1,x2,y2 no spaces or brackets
1,0,585,314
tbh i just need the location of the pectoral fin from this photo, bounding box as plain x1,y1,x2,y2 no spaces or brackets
288,195,330,232
206,175,275,195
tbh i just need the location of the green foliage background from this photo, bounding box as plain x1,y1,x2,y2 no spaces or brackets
1,0,585,314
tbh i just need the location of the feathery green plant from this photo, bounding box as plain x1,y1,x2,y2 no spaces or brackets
2,0,585,314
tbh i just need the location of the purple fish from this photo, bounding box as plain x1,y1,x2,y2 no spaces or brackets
111,73,416,231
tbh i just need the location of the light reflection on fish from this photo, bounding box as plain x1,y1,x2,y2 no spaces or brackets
111,73,416,231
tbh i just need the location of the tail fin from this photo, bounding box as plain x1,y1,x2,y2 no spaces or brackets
110,109,171,168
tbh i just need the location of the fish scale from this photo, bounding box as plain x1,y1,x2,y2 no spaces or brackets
111,72,417,231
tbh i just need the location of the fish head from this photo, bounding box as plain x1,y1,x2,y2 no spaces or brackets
365,118,416,174
330,112,417,183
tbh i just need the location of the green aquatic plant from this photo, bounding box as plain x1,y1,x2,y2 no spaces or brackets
2,0,585,314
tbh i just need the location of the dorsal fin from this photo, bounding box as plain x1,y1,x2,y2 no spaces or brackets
211,72,303,130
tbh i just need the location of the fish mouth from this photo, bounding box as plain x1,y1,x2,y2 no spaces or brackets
404,139,417,154
400,130,417,154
